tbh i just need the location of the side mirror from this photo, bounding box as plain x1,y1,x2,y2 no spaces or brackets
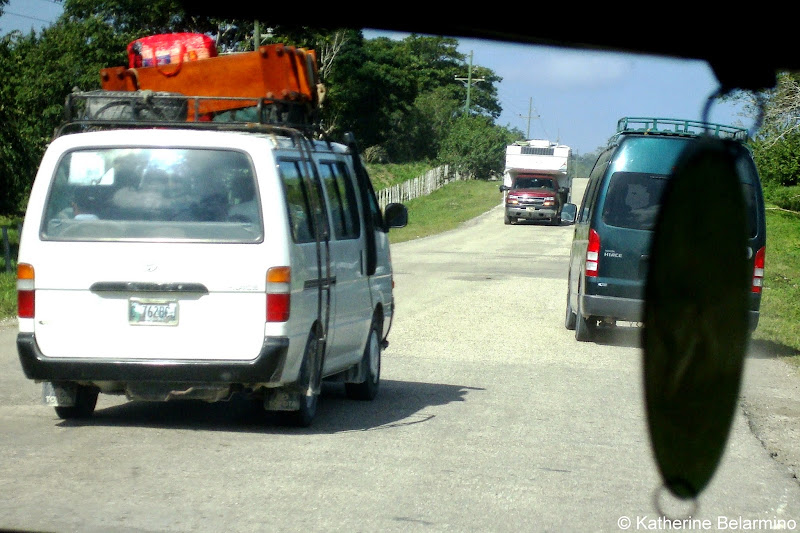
384,202,408,229
499,185,509,192
561,203,577,224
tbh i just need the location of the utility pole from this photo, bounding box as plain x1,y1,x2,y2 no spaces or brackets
455,51,485,115
519,97,540,139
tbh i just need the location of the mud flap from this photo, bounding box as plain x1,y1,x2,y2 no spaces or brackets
42,382,77,407
263,388,301,411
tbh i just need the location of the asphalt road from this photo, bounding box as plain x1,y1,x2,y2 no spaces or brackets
0,181,799,532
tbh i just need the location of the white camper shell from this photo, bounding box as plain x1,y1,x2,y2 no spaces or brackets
503,139,573,197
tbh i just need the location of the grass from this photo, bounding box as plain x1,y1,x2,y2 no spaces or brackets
387,179,501,244
366,162,434,191
0,270,15,319
751,207,800,366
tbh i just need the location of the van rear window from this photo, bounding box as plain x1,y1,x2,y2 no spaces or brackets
41,148,262,242
602,172,668,230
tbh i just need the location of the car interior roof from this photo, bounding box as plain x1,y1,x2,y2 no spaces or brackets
176,5,793,92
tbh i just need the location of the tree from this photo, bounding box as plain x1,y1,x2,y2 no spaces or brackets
748,73,800,188
438,115,516,180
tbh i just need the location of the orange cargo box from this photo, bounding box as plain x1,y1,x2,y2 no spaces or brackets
100,44,319,117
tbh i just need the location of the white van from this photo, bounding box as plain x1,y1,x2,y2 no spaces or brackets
16,92,407,427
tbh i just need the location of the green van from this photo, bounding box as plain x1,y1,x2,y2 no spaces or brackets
564,117,766,342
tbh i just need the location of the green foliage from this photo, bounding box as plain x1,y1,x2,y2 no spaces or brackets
325,34,503,162
751,133,800,187
763,183,800,212
0,271,15,319
0,1,513,216
752,209,800,354
438,115,516,179
366,162,434,190
573,150,602,178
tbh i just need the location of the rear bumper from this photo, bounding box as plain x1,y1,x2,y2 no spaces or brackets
16,332,289,384
581,293,644,322
581,295,760,330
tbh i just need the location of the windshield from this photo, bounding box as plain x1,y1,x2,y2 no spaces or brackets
512,177,554,190
1,6,793,533
41,148,262,242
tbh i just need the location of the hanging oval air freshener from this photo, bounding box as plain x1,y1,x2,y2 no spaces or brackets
643,135,751,500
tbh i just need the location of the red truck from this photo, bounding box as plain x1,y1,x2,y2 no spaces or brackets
500,140,572,225
501,173,565,225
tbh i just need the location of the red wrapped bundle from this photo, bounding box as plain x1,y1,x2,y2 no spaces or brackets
128,33,217,69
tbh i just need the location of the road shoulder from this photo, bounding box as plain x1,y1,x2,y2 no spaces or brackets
741,342,800,483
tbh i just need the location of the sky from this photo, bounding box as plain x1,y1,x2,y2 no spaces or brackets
1,0,751,155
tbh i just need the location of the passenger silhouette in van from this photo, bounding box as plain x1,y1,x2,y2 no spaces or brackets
603,174,665,230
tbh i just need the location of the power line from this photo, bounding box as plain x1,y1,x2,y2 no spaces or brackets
3,11,54,24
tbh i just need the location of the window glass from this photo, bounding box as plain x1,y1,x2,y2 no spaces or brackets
602,172,669,230
579,150,610,223
319,161,360,240
512,177,555,190
734,151,760,238
41,148,262,242
278,160,314,243
609,136,689,175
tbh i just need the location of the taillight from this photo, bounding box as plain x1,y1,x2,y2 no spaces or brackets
266,266,291,322
17,263,35,319
752,246,765,293
586,229,600,277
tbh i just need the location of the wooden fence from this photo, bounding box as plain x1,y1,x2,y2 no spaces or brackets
376,165,465,210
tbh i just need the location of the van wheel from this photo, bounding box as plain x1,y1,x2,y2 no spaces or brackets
575,297,596,342
565,292,577,330
281,330,324,427
504,214,511,225
54,386,98,420
346,321,381,401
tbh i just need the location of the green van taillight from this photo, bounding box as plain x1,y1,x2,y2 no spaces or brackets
586,229,600,277
752,246,765,293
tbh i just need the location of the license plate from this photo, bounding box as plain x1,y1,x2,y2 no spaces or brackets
129,299,179,326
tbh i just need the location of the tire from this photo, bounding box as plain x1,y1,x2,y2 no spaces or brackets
346,320,381,401
54,385,99,420
504,214,511,225
281,329,324,427
565,291,577,330
575,296,596,342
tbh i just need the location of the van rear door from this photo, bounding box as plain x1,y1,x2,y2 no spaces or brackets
31,146,272,362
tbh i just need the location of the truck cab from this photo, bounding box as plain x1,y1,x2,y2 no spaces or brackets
501,174,563,225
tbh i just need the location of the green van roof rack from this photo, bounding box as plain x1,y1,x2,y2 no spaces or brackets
616,117,748,141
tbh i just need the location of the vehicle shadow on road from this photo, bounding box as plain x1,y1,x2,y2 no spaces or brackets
748,338,800,360
588,325,643,349
57,379,482,434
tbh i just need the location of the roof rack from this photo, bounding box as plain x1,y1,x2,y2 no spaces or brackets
615,117,748,141
56,90,321,138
